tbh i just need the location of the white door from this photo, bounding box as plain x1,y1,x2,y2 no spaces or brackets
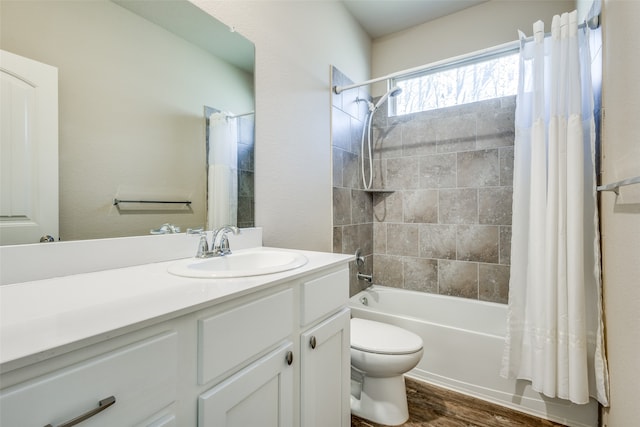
198,343,294,427
0,49,58,245
300,308,351,427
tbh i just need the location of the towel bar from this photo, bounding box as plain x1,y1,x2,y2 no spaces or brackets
113,199,191,206
596,176,640,195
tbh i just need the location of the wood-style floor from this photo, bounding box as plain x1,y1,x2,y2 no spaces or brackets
351,377,567,427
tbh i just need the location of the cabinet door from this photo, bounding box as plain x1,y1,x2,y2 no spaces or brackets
198,342,294,427
300,308,350,427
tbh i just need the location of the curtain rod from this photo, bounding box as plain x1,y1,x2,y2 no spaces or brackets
333,14,600,95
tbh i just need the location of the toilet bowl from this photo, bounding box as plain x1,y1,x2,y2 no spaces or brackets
350,318,424,426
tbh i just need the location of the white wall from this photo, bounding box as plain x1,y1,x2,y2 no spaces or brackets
370,0,574,96
600,0,640,424
194,1,371,251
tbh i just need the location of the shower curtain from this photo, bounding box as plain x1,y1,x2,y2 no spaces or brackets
207,112,238,230
501,11,609,406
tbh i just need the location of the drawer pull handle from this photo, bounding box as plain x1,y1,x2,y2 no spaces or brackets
286,350,294,365
44,396,116,427
310,336,317,349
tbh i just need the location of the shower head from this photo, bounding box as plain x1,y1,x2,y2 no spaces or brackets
373,86,402,110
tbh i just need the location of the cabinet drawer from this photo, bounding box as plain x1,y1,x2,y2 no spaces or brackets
198,289,293,384
0,332,178,427
301,268,348,326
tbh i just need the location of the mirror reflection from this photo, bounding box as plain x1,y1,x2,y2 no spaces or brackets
0,0,255,244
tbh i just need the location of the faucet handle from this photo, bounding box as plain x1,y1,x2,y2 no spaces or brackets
186,227,205,235
196,234,209,258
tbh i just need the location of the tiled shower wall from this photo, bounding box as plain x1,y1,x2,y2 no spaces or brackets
331,66,515,303
331,67,374,296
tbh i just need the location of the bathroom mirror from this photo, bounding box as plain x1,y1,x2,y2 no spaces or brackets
0,0,255,244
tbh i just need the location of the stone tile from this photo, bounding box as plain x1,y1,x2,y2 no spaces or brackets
457,149,499,188
373,254,403,287
499,226,512,265
342,150,360,189
434,113,476,153
419,224,456,259
238,142,254,171
332,226,342,254
343,86,363,121
438,260,478,299
479,263,510,304
403,257,438,292
238,170,254,197
371,158,386,189
332,147,343,187
373,124,403,159
237,196,253,227
332,107,351,151
330,66,346,110
386,223,419,257
332,187,351,225
384,157,420,189
438,189,477,224
476,108,515,149
456,225,499,263
501,95,517,109
342,223,373,255
371,99,388,128
478,187,513,225
373,191,403,223
499,146,514,186
351,189,373,225
402,119,437,156
419,153,457,188
350,116,366,155
373,222,387,254
403,190,438,223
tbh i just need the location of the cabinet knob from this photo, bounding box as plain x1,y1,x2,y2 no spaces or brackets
310,336,317,349
285,350,294,366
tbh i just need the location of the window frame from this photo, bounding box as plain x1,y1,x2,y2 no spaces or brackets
389,44,520,117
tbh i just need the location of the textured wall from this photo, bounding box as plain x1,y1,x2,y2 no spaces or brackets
600,0,640,424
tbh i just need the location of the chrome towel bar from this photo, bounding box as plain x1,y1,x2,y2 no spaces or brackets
113,198,191,206
596,176,640,195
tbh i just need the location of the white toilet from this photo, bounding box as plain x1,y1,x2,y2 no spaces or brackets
350,318,424,426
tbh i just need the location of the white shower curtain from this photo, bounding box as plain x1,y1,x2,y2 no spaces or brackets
207,112,238,230
501,11,609,406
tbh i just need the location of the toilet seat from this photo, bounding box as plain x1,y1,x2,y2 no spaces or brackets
351,318,423,355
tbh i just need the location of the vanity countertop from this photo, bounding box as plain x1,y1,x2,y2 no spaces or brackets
0,247,352,370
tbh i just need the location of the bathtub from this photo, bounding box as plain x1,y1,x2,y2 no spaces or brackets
349,285,598,427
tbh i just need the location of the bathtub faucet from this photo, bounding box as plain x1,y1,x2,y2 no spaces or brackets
357,273,372,283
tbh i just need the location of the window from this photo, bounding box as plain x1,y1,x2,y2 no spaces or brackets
391,48,519,116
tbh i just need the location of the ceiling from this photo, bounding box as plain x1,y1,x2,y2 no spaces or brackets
342,0,488,39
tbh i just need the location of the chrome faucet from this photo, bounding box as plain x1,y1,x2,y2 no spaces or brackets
190,225,240,258
211,225,240,256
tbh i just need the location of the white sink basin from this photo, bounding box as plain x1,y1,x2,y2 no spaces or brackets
168,248,308,278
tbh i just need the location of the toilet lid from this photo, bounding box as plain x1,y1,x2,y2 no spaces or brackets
351,318,423,355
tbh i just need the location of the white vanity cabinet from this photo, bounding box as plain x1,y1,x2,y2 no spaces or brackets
299,269,351,427
0,259,351,427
